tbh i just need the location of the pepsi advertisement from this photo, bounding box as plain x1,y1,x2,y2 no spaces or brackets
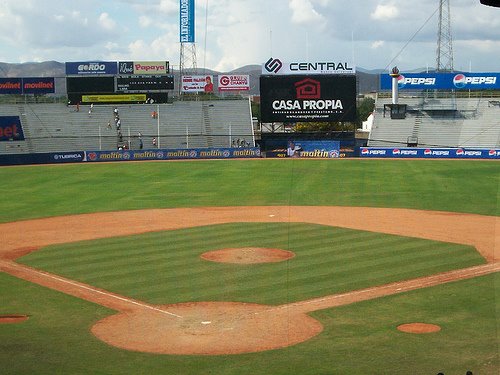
260,75,357,123
380,72,500,90
360,147,500,159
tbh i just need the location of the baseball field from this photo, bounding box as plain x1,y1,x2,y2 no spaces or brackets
0,159,498,374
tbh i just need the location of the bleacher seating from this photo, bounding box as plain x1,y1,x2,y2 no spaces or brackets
369,95,500,148
0,99,254,154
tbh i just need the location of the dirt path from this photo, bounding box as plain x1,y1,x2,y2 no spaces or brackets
1,206,498,355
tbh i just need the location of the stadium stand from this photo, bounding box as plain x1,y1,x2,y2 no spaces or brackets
0,99,254,154
368,94,500,148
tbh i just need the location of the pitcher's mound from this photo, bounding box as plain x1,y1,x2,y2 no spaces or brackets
397,323,441,334
91,302,322,355
201,247,295,264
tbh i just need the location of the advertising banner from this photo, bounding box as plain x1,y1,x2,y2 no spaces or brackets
128,61,170,75
0,78,22,94
286,140,340,158
380,72,500,90
81,94,147,103
359,147,500,159
0,116,25,141
85,147,261,162
218,75,250,92
180,0,195,43
260,75,357,122
65,61,118,75
181,75,214,93
0,151,85,166
262,57,355,75
22,77,55,94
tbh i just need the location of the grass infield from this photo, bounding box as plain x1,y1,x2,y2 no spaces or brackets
1,159,499,374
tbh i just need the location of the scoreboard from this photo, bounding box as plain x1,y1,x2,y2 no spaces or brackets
116,75,174,92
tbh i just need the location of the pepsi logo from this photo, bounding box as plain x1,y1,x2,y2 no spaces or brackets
361,148,369,155
424,149,432,156
453,74,467,88
456,149,464,156
489,150,497,156
392,149,401,155
397,75,406,88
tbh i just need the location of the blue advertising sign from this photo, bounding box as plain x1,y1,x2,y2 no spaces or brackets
0,78,22,94
180,0,195,43
65,61,118,75
85,147,261,162
0,116,25,141
359,147,500,159
0,151,84,166
287,140,340,158
380,72,500,90
22,77,55,94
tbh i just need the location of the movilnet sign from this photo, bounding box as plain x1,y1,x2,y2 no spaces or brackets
181,75,214,93
262,57,355,75
0,78,22,94
180,0,195,43
380,72,500,90
65,61,118,75
131,61,169,75
0,116,25,141
218,75,250,92
22,77,55,94
260,75,357,122
0,78,54,95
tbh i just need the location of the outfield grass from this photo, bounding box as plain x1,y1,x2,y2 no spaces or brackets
19,223,486,305
0,159,498,223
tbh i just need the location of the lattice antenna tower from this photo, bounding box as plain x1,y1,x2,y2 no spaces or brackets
436,0,454,72
179,42,198,81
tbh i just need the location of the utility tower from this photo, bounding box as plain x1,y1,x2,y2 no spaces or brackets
179,0,198,96
436,0,454,72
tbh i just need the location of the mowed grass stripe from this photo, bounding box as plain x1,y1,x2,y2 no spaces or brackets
19,223,484,305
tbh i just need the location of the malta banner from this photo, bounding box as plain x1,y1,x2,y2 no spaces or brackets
0,78,22,94
380,72,500,90
260,75,357,123
0,116,25,141
286,140,340,158
262,57,355,75
218,75,250,92
181,75,214,93
180,0,195,43
65,61,118,75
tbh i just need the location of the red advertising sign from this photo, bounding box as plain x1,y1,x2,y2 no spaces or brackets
218,75,250,91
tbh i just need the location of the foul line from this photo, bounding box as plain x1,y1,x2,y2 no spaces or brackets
1,261,183,319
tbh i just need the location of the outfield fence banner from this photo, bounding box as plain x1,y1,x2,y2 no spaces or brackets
286,140,340,158
81,94,147,103
0,151,85,166
359,147,500,159
65,61,118,75
218,75,250,92
0,116,25,141
380,72,500,90
85,147,261,162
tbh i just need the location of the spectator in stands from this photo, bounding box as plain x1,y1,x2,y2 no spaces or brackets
118,131,123,143
116,119,121,130
114,107,119,117
76,102,80,112
107,121,111,129
152,137,157,148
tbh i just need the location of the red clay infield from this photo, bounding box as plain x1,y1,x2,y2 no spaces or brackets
0,206,498,355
